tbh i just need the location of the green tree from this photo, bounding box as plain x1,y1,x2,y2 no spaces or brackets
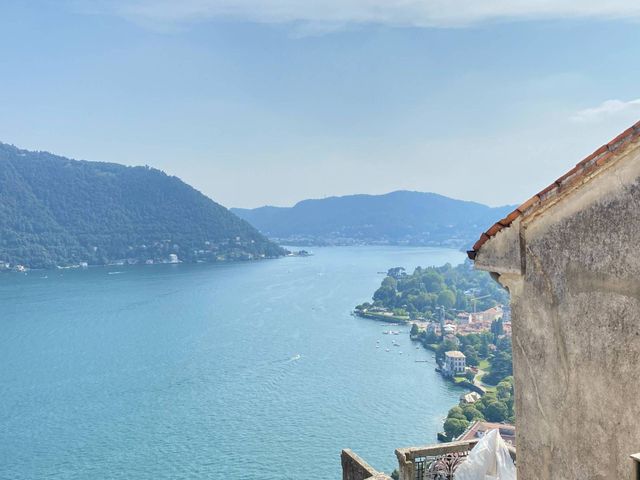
479,336,490,358
476,392,497,417
463,345,480,367
421,270,445,292
491,318,504,340
497,377,514,401
410,323,420,337
437,289,456,309
447,406,466,421
422,328,439,345
484,350,513,385
444,417,469,440
484,401,508,422
461,404,484,422
373,277,398,305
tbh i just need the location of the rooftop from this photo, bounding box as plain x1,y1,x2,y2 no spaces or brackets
468,120,640,260
459,420,516,446
445,350,465,358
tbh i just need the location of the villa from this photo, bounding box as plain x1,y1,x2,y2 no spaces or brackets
442,351,466,377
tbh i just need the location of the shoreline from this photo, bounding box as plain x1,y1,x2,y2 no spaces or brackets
356,312,477,444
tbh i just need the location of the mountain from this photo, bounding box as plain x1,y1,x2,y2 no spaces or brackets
232,191,514,248
0,143,285,269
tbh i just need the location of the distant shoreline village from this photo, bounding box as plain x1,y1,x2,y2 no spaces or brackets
0,248,311,274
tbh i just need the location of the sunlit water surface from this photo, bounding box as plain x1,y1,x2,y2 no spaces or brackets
0,246,467,479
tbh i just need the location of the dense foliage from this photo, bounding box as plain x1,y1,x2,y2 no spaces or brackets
439,335,514,440
357,261,509,320
232,191,514,248
443,376,515,439
482,337,514,385
0,143,285,268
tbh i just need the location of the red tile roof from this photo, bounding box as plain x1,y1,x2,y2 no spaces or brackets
459,421,516,445
468,120,640,260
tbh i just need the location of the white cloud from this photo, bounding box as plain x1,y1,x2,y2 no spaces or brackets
86,0,640,30
571,99,640,123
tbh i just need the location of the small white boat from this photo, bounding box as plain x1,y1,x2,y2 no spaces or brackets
385,348,390,352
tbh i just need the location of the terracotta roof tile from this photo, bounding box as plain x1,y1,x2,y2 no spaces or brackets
504,210,521,224
537,183,557,199
516,195,540,214
577,144,608,168
486,223,504,237
595,151,614,167
608,127,635,148
554,165,581,186
468,120,640,260
472,233,490,252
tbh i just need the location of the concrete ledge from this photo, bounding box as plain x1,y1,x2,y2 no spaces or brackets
341,449,392,480
630,453,640,480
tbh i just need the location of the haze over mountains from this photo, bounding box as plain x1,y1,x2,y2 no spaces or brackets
232,191,514,248
0,141,514,270
0,143,284,269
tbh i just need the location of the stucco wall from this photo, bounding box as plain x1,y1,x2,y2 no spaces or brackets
475,142,640,479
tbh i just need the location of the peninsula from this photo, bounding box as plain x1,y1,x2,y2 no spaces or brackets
0,143,285,269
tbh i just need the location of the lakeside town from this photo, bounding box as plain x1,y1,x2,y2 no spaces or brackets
354,263,515,454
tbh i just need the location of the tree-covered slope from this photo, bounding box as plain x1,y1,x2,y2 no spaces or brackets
0,143,284,268
232,191,514,247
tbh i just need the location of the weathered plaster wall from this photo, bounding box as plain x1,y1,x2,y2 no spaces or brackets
476,142,640,480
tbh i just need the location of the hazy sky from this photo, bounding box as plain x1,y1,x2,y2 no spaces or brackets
1,1,640,208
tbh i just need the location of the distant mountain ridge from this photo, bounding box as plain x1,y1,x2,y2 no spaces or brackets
0,143,284,269
232,191,514,248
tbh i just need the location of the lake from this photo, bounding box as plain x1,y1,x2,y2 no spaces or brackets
0,246,467,479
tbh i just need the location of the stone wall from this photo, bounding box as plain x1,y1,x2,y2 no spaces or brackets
475,141,640,479
341,449,391,480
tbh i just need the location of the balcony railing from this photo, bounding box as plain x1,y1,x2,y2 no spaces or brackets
341,449,392,480
395,439,516,480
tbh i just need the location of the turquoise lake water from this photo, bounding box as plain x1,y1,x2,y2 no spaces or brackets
0,246,467,479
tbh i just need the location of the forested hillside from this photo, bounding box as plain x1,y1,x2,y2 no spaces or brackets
232,191,514,248
0,143,284,268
